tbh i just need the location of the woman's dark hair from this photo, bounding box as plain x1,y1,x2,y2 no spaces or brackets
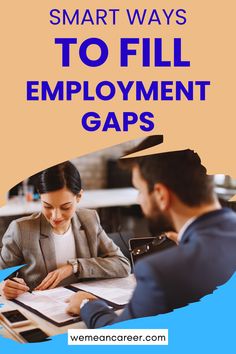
35,161,82,195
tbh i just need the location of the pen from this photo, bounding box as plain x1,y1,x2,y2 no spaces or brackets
8,277,32,294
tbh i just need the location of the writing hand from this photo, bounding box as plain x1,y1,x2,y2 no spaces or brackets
1,278,29,299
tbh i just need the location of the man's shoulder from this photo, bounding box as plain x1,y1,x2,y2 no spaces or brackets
184,208,236,241
135,244,187,276
192,208,236,229
135,209,236,279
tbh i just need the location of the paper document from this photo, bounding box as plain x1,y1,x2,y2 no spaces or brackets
72,274,136,306
16,287,77,324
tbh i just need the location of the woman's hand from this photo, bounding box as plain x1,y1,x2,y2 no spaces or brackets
1,278,29,299
66,291,97,316
35,264,73,291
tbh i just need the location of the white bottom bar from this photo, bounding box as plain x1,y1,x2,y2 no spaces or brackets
68,329,168,345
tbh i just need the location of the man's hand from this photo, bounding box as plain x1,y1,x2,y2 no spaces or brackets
35,264,73,291
165,231,179,244
1,278,29,299
66,291,98,316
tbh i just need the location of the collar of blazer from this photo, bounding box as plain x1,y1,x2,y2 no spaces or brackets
39,212,86,273
180,208,229,244
39,212,83,238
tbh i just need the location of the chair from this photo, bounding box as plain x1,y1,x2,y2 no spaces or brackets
108,231,134,261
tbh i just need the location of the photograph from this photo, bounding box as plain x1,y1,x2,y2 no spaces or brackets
1,1,235,352
1,136,236,341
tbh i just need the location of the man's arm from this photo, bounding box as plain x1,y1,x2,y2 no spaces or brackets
80,259,167,328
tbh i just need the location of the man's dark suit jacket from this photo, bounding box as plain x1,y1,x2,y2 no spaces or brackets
81,208,236,328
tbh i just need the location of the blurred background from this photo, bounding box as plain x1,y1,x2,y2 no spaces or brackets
1,138,236,254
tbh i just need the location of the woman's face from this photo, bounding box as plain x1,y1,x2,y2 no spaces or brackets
40,187,82,234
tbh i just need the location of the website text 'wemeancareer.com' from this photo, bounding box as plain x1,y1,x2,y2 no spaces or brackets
68,329,168,345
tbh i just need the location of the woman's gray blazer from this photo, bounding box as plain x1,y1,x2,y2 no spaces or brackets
0,209,131,289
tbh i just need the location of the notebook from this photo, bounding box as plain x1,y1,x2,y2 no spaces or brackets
12,287,79,327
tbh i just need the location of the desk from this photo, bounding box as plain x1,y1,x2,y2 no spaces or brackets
0,188,139,217
0,295,86,342
0,275,135,342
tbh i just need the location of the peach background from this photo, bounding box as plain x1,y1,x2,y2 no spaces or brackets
1,1,235,204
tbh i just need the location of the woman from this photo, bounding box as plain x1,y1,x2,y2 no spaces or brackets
0,162,131,299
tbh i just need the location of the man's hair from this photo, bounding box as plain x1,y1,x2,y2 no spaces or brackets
120,137,215,206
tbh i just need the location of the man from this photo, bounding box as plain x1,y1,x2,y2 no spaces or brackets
66,145,236,328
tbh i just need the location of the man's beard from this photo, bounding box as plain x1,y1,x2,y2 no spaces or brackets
146,200,176,236
147,216,176,236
